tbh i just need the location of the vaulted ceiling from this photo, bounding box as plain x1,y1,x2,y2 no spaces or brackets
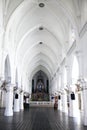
4,0,82,80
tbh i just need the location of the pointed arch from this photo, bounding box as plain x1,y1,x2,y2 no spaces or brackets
4,55,11,82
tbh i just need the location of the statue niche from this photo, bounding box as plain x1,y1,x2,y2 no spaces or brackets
36,80,44,92
31,70,49,101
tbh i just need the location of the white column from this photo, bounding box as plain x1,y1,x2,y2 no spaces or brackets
14,89,20,112
61,68,68,113
75,51,83,79
59,70,65,112
20,91,24,110
58,73,62,111
58,96,62,110
62,91,68,113
0,90,1,107
4,85,13,116
76,51,84,110
0,0,4,50
66,65,74,117
0,78,5,108
0,90,6,108
76,51,87,125
81,81,87,126
69,86,79,117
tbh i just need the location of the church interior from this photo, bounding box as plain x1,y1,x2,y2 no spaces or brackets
0,0,87,130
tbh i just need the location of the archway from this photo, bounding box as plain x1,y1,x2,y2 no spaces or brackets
31,70,49,101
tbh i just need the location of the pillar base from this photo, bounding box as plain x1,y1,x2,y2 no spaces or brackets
14,99,20,112
4,85,13,116
20,92,24,110
68,109,79,117
4,109,13,116
62,95,68,114
20,104,24,110
14,109,20,112
83,116,87,126
58,100,62,110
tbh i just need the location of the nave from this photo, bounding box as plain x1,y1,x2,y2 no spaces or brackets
0,0,87,129
0,107,86,130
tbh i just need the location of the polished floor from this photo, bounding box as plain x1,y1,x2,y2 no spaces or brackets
0,108,87,130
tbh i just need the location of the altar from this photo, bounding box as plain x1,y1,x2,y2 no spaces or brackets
32,79,49,101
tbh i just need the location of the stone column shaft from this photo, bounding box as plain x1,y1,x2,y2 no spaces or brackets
4,85,13,116
82,81,87,126
20,92,24,110
14,90,20,112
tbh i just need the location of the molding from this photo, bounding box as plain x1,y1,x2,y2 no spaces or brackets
57,67,59,72
54,41,76,76
79,22,87,38
60,58,66,66
66,40,76,56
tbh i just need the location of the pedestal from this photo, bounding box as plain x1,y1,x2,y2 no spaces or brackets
58,99,62,110
4,86,13,116
14,90,20,112
83,89,87,126
62,94,68,113
69,93,79,117
20,92,24,110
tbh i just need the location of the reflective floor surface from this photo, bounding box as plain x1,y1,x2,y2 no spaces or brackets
0,108,87,130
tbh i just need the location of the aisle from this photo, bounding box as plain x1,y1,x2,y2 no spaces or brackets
0,108,87,130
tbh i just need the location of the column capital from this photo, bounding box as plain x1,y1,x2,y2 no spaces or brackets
20,89,24,94
0,80,14,92
14,87,24,94
65,65,72,71
76,78,87,90
14,87,20,93
75,50,83,57
5,84,13,92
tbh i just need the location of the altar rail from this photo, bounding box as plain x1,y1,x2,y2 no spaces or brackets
29,101,54,107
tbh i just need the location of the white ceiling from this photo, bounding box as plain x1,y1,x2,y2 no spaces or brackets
4,0,82,80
